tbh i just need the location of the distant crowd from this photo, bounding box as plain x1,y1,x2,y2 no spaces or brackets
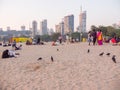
87,29,120,46
1,30,120,59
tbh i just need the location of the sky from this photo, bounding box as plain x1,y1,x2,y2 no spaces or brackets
0,0,120,31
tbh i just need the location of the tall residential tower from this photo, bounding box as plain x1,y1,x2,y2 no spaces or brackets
79,7,86,32
55,21,64,35
40,19,48,35
64,15,74,34
32,20,37,37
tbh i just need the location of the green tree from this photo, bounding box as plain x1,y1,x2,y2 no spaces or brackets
91,25,98,31
115,29,120,37
106,26,115,37
71,32,80,40
51,33,60,41
41,34,51,42
90,25,120,38
98,26,107,37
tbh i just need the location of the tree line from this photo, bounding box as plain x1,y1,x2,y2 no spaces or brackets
90,25,120,38
1,25,120,42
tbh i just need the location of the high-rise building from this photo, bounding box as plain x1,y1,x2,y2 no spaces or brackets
55,24,61,33
64,15,74,34
40,19,48,35
7,26,10,31
55,22,64,35
48,28,54,35
79,8,86,32
60,22,64,35
32,20,37,37
0,28,3,31
21,25,25,31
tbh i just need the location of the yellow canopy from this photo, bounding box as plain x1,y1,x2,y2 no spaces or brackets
10,37,32,43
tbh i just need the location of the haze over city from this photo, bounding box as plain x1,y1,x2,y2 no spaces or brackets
0,0,120,31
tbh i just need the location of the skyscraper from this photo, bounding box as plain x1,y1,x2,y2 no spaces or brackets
55,22,64,35
40,19,48,35
7,26,10,31
60,22,64,35
48,28,54,35
55,24,61,33
21,25,25,31
79,8,86,32
32,20,37,37
64,15,74,34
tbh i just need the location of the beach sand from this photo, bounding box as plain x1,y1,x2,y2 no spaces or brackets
0,42,120,90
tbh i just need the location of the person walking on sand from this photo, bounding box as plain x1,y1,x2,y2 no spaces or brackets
12,40,16,48
37,37,41,45
66,34,69,44
91,29,97,45
58,35,62,44
88,31,92,45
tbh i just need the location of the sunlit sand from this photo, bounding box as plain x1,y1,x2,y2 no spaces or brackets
0,42,120,90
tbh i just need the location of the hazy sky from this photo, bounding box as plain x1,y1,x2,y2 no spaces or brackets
0,0,120,31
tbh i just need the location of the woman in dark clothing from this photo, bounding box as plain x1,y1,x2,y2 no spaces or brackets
92,29,97,45
37,37,41,44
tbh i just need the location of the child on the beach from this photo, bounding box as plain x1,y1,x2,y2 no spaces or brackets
88,31,92,45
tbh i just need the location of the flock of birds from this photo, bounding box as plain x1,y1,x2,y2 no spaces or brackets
37,48,61,62
37,56,54,62
37,48,116,64
37,48,60,62
87,49,116,63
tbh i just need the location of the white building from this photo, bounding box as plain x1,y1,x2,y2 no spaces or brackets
55,22,64,35
32,20,37,37
40,19,48,35
79,9,86,32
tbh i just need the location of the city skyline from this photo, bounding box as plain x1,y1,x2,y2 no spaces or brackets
0,0,120,31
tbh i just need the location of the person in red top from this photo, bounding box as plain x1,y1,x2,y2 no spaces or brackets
110,36,117,45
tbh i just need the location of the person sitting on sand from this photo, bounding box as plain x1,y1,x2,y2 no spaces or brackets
110,36,117,46
26,40,32,45
2,49,20,58
52,40,59,46
52,41,57,46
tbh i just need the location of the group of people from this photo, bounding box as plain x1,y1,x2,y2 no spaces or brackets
109,36,120,45
88,29,103,46
26,37,44,45
88,29,120,46
2,40,22,59
52,35,63,46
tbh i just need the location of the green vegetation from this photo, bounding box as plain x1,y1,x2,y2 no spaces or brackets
90,25,120,38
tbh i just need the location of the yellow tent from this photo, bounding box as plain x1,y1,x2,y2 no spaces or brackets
10,37,32,43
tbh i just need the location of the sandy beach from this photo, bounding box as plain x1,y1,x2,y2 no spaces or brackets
0,42,120,90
